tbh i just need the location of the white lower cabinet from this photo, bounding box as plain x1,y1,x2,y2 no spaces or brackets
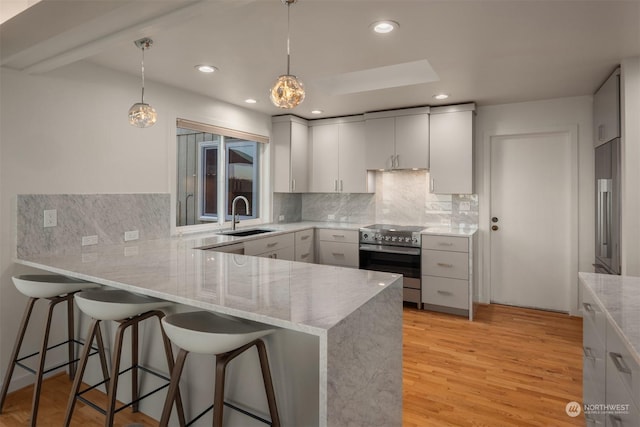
244,232,295,260
581,281,640,427
294,229,315,263
421,234,473,319
317,228,358,268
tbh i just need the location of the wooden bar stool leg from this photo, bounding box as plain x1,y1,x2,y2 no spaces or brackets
67,294,76,380
0,297,37,413
157,314,186,427
105,322,127,427
213,354,230,427
159,348,188,427
29,298,59,426
131,321,139,413
94,323,111,390
64,319,101,427
255,340,280,427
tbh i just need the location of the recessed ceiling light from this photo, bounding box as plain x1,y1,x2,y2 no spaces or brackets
433,93,449,100
195,65,217,73
371,20,399,34
245,98,258,104
311,109,323,114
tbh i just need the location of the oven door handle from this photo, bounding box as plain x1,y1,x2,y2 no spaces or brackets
359,244,421,256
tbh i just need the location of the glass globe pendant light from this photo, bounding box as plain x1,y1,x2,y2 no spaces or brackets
128,38,157,128
270,0,305,109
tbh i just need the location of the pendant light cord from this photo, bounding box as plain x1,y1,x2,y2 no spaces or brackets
286,1,291,75
141,46,146,104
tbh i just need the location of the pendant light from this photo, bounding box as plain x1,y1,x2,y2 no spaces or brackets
128,38,157,128
270,0,305,109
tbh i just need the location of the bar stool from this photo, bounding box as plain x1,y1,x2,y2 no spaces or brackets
159,310,280,427
63,289,186,427
0,274,102,427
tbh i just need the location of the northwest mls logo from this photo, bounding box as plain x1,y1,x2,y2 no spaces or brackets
565,401,581,417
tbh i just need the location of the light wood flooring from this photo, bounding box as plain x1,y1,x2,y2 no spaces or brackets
0,304,583,426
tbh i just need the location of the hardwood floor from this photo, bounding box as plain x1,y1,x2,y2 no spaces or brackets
0,304,583,426
404,303,584,427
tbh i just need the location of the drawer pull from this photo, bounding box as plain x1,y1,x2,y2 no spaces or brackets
300,235,310,240
582,302,595,313
437,242,454,246
437,290,453,296
436,263,453,268
332,234,345,238
583,346,596,361
608,415,622,427
300,253,309,258
332,252,344,257
267,242,278,248
609,352,632,375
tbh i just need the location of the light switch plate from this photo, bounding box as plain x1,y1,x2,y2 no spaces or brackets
43,209,57,227
124,230,139,241
328,214,336,220
82,235,98,246
278,215,285,221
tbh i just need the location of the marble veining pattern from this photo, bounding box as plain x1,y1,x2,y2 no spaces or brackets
17,194,170,257
301,193,375,223
579,272,640,366
273,193,302,223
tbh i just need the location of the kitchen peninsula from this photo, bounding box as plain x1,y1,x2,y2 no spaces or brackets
14,227,403,427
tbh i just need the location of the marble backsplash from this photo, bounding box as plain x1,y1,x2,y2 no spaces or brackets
275,170,478,227
17,194,170,257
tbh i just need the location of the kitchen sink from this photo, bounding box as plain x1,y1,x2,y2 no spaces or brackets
218,228,275,237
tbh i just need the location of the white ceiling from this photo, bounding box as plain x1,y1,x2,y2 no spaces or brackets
2,0,639,119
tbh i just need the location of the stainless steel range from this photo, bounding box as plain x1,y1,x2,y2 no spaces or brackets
359,224,424,307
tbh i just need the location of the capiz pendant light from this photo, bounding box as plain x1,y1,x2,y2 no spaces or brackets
128,38,157,128
270,0,305,109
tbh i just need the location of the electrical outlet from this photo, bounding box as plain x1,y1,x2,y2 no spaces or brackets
124,230,139,241
43,209,57,227
328,214,336,220
82,235,98,246
278,215,285,221
459,201,471,211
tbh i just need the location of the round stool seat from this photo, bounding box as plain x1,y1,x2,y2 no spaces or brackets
13,275,99,299
162,311,275,355
75,290,170,321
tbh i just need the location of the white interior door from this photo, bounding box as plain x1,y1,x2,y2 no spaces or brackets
490,131,573,312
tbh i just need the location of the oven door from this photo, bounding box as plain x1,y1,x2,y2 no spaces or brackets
359,244,421,280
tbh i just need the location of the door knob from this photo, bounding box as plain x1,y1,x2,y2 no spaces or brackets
491,217,499,223
491,225,499,231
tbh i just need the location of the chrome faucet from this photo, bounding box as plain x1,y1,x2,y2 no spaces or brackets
231,196,250,230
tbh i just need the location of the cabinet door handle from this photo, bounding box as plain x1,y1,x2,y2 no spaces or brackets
390,154,395,168
598,124,605,142
437,290,452,295
332,234,345,238
300,235,310,240
582,302,595,314
332,252,345,257
292,178,296,191
395,154,399,168
438,242,454,247
608,415,623,427
609,352,632,375
583,346,596,361
334,180,338,191
436,262,453,268
430,178,435,192
267,242,278,248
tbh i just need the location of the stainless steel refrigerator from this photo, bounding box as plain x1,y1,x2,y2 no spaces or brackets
594,138,621,274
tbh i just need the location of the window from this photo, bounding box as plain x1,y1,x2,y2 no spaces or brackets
176,119,266,227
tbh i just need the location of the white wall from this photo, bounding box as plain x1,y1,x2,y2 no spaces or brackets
621,57,640,276
475,96,595,314
0,61,271,391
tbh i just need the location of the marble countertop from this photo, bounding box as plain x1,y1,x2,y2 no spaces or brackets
579,272,640,365
421,225,478,237
15,229,401,336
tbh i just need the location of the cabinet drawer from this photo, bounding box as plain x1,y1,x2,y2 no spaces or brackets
607,321,640,409
422,276,468,310
318,241,358,268
422,250,469,280
403,288,420,304
421,235,469,252
605,349,640,427
295,229,315,263
317,228,358,243
583,369,606,427
582,287,606,345
244,233,294,256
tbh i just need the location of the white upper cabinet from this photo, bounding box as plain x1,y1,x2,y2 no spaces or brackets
429,104,475,195
310,118,370,193
364,107,430,170
593,68,620,147
272,115,309,193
